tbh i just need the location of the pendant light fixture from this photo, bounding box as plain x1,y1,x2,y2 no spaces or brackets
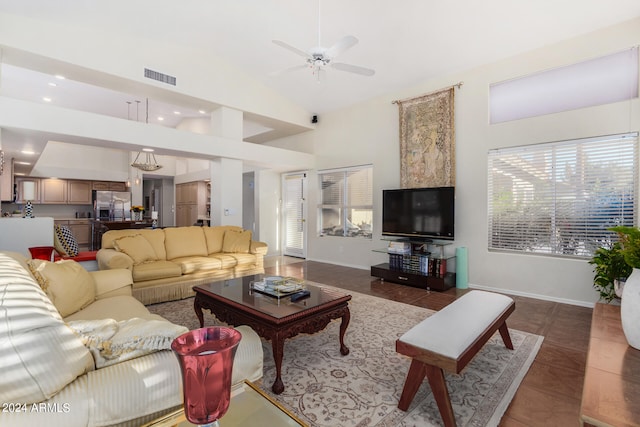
128,99,163,172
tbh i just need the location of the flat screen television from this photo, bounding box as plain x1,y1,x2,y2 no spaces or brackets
382,187,455,240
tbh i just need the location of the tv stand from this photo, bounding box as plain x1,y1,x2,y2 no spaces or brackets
371,239,456,291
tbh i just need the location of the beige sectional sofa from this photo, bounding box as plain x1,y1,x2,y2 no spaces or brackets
0,251,264,427
96,225,268,305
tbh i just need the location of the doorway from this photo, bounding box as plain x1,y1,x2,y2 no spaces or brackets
142,177,173,227
282,172,307,258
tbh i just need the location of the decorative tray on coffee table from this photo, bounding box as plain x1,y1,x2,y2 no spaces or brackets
250,276,305,298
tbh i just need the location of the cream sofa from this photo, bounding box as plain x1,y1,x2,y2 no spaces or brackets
96,225,268,305
0,251,263,427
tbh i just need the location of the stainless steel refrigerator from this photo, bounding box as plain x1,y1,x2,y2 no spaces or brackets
93,191,132,221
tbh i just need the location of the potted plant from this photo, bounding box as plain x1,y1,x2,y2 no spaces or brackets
610,226,640,268
589,242,631,302
608,225,640,350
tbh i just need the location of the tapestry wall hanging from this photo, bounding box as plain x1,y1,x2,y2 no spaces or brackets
396,86,456,188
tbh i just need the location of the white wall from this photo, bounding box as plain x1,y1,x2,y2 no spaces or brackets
269,17,640,306
256,169,281,256
0,12,312,130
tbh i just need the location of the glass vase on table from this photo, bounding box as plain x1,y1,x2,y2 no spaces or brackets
171,327,242,427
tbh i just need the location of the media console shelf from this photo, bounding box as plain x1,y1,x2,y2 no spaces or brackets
371,239,456,291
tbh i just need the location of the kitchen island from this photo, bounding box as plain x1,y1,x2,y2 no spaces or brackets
91,219,153,249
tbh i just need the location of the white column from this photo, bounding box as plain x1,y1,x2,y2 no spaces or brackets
210,106,243,140
209,158,243,227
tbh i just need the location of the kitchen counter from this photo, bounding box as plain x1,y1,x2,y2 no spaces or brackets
0,217,54,257
90,220,153,250
97,220,153,229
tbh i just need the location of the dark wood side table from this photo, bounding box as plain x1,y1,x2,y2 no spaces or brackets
580,303,640,426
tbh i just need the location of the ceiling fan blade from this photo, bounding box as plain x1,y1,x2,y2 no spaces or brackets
325,35,358,58
331,62,375,76
269,64,310,77
272,40,311,59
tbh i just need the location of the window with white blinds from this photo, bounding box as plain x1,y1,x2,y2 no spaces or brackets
318,165,373,238
488,132,638,258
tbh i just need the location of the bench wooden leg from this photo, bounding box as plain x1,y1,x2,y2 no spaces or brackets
398,360,457,427
498,322,514,350
398,359,427,411
425,364,456,427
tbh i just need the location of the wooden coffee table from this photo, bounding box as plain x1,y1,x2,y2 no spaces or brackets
193,275,351,394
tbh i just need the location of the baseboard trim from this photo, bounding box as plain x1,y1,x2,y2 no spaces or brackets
469,283,596,308
306,258,596,308
306,257,370,271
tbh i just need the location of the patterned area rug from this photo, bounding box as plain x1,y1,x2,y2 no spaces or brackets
147,287,542,427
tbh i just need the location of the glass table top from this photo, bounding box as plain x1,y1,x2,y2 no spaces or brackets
143,381,306,426
194,275,350,320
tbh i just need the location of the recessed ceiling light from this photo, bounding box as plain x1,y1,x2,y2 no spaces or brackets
42,97,52,102
142,148,154,152
21,150,36,155
48,82,57,87
199,110,207,114
55,74,65,80
173,111,181,115
157,117,164,121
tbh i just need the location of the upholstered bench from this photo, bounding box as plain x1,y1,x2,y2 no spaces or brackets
396,290,515,427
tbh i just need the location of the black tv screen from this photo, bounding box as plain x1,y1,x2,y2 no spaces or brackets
382,187,455,240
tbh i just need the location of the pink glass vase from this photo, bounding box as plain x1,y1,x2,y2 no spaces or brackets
171,327,242,426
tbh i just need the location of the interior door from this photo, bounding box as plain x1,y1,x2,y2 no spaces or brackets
282,172,307,258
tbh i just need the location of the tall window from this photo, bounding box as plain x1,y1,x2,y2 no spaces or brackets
488,133,637,258
318,165,373,238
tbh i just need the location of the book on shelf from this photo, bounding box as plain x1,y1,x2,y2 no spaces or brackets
427,258,447,277
388,253,430,275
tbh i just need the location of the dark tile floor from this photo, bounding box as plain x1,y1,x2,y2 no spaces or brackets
264,258,592,427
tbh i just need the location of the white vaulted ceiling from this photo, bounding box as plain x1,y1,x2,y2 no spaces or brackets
2,0,640,114
0,0,639,175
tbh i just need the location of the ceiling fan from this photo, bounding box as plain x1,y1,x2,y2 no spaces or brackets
271,1,375,79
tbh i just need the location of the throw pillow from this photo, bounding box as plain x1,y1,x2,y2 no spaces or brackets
27,259,96,317
53,224,79,257
113,234,158,265
203,226,242,254
222,229,252,253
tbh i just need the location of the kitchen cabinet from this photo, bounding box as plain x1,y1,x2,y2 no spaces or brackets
175,181,209,227
40,179,67,204
176,204,199,227
0,157,14,202
92,181,127,191
15,177,41,203
67,180,92,204
13,178,123,205
176,181,199,204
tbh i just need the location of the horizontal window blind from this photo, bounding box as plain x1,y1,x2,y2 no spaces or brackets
318,165,373,238
488,132,638,258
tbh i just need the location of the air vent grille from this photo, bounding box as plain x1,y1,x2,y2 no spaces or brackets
144,68,176,86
